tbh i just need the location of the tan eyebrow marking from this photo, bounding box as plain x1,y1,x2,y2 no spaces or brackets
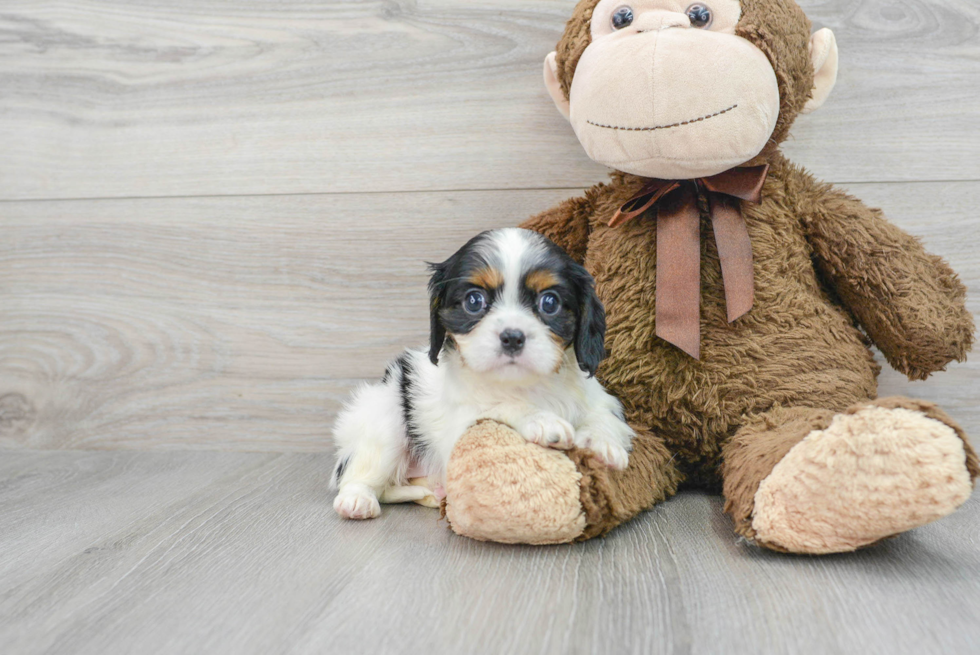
467,267,504,290
525,269,559,293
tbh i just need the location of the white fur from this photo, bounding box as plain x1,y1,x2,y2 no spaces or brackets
331,228,634,520
332,348,633,519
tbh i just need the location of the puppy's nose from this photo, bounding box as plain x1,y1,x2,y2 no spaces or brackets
499,329,526,355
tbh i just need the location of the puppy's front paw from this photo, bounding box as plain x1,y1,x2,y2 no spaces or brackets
334,483,381,520
576,428,631,470
517,412,576,450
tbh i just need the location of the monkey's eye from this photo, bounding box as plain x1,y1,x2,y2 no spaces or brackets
537,291,562,316
463,289,487,315
686,4,712,28
611,6,634,30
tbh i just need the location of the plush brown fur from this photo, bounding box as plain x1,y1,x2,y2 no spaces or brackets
567,425,684,540
442,0,978,550
520,152,977,542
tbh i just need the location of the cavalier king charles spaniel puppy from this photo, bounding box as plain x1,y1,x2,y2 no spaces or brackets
331,228,634,519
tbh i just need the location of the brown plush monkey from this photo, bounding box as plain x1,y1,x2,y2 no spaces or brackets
441,0,979,553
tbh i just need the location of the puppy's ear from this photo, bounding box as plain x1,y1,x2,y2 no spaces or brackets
571,264,606,377
426,260,450,365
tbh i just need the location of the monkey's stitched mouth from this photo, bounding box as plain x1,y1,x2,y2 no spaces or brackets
587,104,738,132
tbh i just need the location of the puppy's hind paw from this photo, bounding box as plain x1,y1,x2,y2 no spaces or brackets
518,412,576,450
334,483,381,520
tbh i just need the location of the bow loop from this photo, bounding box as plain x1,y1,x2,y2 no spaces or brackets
701,164,769,204
609,180,680,228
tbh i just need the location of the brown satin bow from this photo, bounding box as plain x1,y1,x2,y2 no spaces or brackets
608,164,769,359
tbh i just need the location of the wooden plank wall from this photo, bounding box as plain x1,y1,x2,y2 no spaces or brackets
2,0,979,452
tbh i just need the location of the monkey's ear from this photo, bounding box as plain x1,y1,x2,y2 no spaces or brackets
802,28,839,115
544,52,571,121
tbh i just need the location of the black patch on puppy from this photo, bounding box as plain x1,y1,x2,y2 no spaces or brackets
427,231,499,365
570,264,607,377
381,359,399,384
334,455,350,482
393,353,426,459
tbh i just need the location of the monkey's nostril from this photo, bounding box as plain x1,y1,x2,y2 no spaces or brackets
500,329,526,355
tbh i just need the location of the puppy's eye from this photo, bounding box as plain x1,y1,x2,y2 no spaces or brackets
611,6,634,30
686,4,712,28
537,291,561,316
463,290,487,315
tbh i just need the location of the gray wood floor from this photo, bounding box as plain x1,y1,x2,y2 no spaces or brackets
1,449,979,655
2,1,980,653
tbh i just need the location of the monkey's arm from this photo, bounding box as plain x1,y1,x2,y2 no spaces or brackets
798,179,974,381
519,187,601,264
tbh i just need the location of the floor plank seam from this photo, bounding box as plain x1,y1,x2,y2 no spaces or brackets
1,179,978,205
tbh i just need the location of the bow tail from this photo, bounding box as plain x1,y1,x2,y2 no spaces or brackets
709,196,754,323
655,185,702,359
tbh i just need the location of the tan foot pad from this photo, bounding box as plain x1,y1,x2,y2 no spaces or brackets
444,421,586,545
752,406,973,554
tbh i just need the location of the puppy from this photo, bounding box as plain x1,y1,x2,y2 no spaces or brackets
331,228,634,519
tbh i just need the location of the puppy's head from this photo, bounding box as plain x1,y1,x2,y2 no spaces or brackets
428,228,605,381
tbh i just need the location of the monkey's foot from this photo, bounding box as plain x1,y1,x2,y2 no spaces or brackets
752,405,974,554
443,420,586,544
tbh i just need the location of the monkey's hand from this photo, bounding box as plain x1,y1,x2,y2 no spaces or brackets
799,179,973,380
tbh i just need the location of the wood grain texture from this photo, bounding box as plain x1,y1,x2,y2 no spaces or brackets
1,0,978,201
0,189,573,451
1,182,978,452
0,449,978,655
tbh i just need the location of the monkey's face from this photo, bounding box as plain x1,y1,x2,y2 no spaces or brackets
545,0,838,180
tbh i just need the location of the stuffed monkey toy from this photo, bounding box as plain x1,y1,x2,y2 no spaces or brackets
440,0,979,553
